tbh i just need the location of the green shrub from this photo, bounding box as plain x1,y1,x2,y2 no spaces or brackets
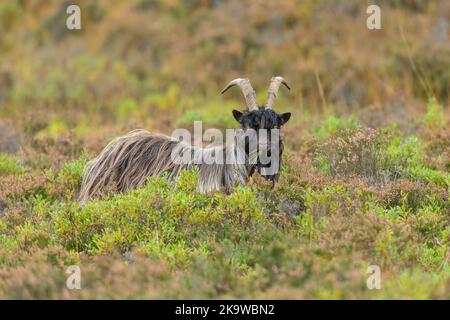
55,157,86,192
294,185,366,241
380,269,450,299
385,133,448,187
116,98,139,121
312,115,358,142
422,97,446,130
0,153,25,176
46,170,266,264
316,125,449,187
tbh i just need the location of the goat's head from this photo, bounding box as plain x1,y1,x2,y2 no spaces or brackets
221,77,291,185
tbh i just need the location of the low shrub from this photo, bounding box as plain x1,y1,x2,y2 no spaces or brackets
0,153,25,176
315,125,449,187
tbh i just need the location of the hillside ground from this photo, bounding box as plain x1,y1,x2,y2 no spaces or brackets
0,0,449,298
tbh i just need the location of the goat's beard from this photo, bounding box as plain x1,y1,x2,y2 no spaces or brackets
257,149,283,187
257,148,283,187
258,168,279,187
248,164,258,177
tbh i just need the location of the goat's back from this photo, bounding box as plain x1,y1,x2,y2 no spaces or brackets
78,129,179,203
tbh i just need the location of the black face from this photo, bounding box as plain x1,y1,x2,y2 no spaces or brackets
232,107,291,184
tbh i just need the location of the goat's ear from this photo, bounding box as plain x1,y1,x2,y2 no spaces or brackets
279,112,291,126
232,109,243,123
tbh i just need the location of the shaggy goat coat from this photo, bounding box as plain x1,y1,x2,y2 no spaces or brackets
78,129,257,203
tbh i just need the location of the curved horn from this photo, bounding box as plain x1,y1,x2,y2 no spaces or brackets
266,76,290,109
221,78,258,111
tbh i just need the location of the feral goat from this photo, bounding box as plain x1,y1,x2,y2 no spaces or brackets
78,77,291,203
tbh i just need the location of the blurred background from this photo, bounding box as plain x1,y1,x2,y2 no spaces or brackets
0,0,449,299
0,0,449,166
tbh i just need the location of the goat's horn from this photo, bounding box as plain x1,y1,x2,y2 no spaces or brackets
221,78,258,111
266,76,290,109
